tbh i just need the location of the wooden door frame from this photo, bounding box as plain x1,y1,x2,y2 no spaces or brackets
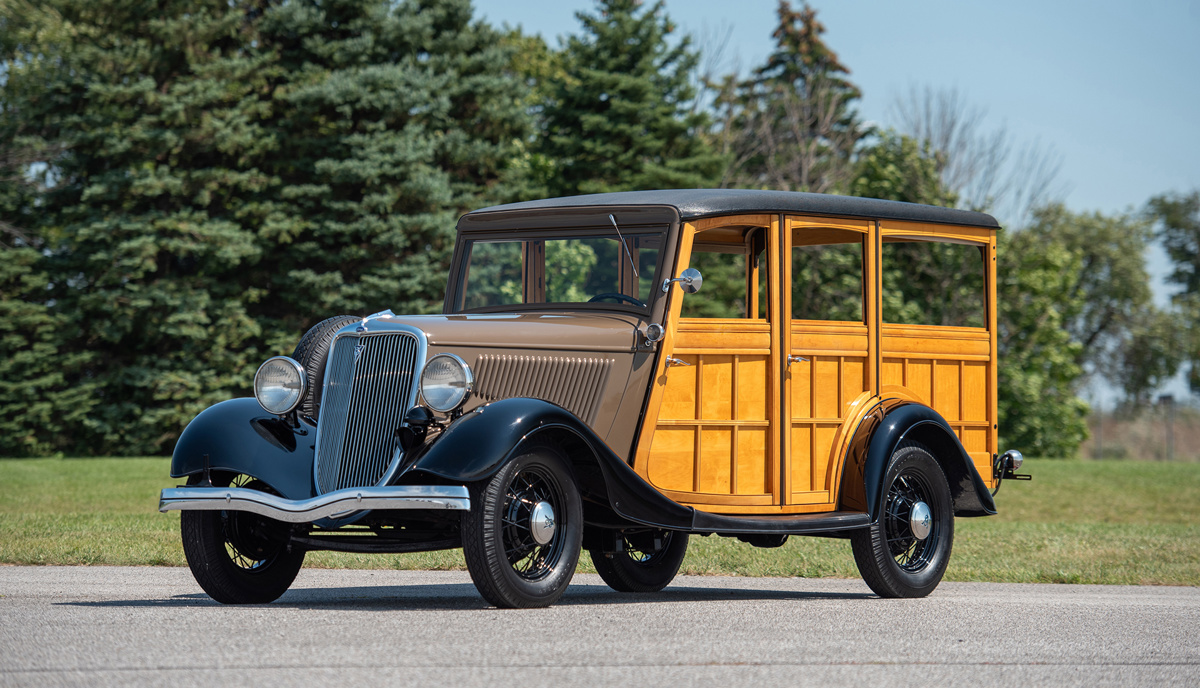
779,215,877,510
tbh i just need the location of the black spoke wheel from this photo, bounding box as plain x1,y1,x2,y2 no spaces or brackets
462,442,582,608
851,441,953,598
180,474,305,604
589,529,688,593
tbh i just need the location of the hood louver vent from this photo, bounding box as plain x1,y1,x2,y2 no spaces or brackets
473,354,613,426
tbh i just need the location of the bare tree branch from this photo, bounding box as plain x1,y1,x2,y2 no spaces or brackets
889,84,1067,227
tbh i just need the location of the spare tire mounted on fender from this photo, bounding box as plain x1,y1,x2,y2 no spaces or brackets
291,314,360,420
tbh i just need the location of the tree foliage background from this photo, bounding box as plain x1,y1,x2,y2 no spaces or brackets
1,0,1192,457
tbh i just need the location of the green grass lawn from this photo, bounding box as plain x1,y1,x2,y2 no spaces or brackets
1,458,1197,585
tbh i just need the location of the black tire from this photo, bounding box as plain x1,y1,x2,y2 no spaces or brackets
291,314,360,419
589,529,688,593
851,441,954,598
180,474,305,604
461,442,583,608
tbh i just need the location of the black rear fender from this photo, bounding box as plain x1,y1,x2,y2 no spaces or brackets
839,399,996,520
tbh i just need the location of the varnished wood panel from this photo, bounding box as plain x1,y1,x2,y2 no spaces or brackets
660,359,697,420
879,220,993,246
790,426,811,493
736,427,769,493
963,362,988,421
934,361,961,422
698,428,733,493
646,427,694,492
701,356,734,420
812,358,841,419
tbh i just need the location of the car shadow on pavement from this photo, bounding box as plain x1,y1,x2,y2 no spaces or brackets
57,582,873,611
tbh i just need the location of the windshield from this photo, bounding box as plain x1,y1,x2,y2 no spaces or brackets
458,232,664,311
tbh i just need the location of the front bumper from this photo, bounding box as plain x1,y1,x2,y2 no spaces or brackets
158,485,471,523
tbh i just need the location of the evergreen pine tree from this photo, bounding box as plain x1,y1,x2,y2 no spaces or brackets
0,0,532,455
540,0,723,196
715,1,865,192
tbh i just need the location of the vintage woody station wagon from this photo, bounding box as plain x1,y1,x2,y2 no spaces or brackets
160,189,1026,608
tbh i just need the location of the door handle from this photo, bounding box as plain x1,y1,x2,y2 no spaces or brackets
787,355,809,368
667,357,692,367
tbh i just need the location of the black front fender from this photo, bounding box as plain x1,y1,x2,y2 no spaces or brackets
840,400,996,520
169,398,317,500
405,398,584,484
405,398,697,529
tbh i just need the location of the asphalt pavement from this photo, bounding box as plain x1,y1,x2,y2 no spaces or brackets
1,566,1197,687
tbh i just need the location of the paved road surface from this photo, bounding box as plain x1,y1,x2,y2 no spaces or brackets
1,566,1197,687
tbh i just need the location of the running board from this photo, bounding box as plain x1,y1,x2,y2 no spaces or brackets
688,509,870,535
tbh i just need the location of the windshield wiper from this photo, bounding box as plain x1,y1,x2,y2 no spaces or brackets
609,213,638,278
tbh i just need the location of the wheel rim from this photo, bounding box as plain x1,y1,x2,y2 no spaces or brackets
622,530,672,566
501,465,568,581
883,470,940,572
220,476,287,572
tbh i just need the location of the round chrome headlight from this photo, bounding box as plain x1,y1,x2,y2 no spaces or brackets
419,354,473,413
254,356,307,415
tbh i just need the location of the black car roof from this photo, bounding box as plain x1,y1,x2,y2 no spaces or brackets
468,189,1001,229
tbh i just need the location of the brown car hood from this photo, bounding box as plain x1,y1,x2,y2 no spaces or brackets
379,312,640,353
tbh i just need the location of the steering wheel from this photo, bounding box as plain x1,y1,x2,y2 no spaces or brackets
588,292,646,308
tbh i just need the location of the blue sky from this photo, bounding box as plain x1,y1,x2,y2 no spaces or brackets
476,0,1199,219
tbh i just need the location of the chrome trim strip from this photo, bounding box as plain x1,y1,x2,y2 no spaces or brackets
158,485,470,523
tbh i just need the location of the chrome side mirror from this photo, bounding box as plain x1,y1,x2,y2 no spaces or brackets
662,268,703,294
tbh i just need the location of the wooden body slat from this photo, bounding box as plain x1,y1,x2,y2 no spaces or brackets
634,212,1000,513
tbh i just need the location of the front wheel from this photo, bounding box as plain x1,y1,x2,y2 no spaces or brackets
180,474,305,604
850,442,954,598
461,442,583,608
589,529,688,593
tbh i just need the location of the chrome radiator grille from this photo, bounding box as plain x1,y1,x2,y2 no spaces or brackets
314,332,420,494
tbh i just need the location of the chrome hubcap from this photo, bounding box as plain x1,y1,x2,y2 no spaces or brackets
529,501,557,545
910,501,932,540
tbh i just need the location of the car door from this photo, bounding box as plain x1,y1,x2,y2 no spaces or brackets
782,216,876,511
634,214,786,512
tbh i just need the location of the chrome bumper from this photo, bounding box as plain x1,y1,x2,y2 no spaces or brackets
158,485,471,523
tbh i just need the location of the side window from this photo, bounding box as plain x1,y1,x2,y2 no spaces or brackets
462,240,523,310
680,226,767,319
882,238,986,328
791,228,864,322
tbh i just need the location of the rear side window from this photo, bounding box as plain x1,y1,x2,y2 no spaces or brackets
792,228,864,323
882,239,986,328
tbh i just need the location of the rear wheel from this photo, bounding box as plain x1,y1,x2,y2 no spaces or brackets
180,474,304,604
461,443,582,608
589,529,688,593
851,442,953,598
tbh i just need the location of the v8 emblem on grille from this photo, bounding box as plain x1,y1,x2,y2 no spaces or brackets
354,342,366,363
